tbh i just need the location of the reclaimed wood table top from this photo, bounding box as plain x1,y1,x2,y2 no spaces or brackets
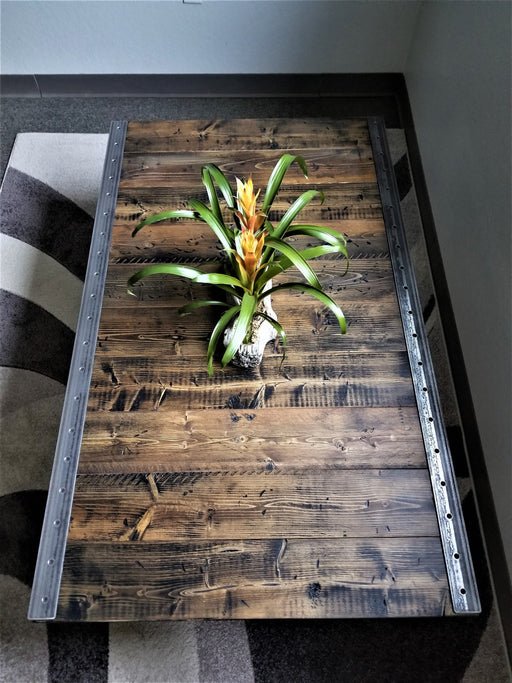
56,118,454,620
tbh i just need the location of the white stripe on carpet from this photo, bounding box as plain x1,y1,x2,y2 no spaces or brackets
8,133,108,218
0,576,49,683
109,622,201,683
0,367,64,417
0,233,83,331
196,621,255,682
0,388,65,496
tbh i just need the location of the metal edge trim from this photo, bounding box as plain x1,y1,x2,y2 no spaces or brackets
367,116,481,614
28,121,128,620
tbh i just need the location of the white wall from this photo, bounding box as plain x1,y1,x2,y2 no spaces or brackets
0,0,420,75
405,1,512,573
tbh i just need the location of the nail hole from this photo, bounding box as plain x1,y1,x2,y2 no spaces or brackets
454,553,460,560
460,588,466,595
446,513,452,520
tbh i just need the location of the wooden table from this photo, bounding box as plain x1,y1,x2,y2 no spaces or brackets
35,118,480,621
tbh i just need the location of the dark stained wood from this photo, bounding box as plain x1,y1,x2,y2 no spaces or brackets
68,470,438,542
115,183,383,226
85,352,416,414
122,118,373,154
119,147,377,188
57,538,449,621
78,407,425,474
58,118,449,620
108,220,389,262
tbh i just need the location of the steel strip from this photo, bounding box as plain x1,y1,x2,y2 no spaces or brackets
28,121,128,621
368,117,480,613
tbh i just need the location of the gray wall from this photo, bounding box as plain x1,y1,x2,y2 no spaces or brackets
0,1,420,74
1,0,510,573
406,1,512,573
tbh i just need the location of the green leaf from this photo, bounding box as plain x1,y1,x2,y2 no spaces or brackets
202,164,235,209
272,190,325,241
255,242,349,292
253,262,285,291
261,154,308,214
265,282,347,334
282,243,349,270
285,224,347,248
201,166,222,222
300,244,349,276
264,237,322,289
193,272,248,293
132,210,197,237
127,264,203,294
178,300,231,315
207,305,241,376
188,199,234,254
221,293,258,368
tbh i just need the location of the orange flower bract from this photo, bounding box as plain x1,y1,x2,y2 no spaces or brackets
234,177,267,288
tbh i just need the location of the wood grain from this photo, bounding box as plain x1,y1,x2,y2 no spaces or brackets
57,118,449,620
122,118,373,153
68,469,438,542
78,406,425,474
57,538,449,621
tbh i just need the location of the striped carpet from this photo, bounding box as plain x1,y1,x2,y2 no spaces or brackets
0,131,509,682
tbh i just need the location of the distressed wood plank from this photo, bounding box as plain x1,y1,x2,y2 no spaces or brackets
120,147,377,188
78,406,425,474
114,182,383,225
123,118,372,154
58,538,448,620
105,260,396,310
67,470,437,542
86,351,415,413
109,219,388,263
87,362,415,412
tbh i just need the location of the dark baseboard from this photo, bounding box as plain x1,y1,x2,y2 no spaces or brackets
2,71,403,98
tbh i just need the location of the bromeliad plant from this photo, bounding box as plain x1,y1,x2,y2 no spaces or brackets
127,154,348,375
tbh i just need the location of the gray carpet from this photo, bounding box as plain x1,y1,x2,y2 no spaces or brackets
0,102,509,681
